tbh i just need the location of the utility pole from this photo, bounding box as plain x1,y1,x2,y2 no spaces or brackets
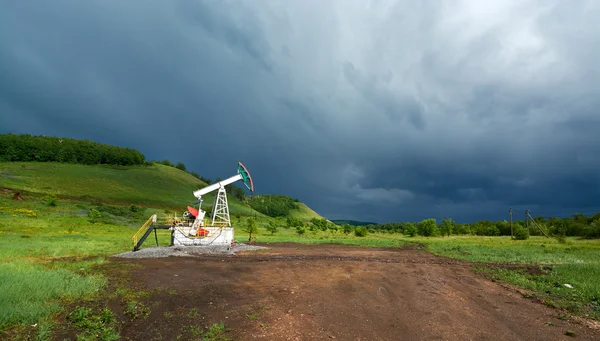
525,210,529,233
526,211,549,238
509,207,513,239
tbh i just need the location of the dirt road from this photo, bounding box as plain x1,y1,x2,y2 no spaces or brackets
100,243,598,341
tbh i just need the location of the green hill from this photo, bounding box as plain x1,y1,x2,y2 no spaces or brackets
0,161,323,221
289,202,324,220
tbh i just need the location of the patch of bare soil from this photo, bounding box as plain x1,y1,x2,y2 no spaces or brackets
57,243,600,341
12,191,24,201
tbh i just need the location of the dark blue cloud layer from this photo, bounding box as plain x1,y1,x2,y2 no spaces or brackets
2,1,599,223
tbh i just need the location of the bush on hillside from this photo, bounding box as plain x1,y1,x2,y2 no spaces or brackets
248,195,298,218
296,226,306,236
43,195,58,207
266,221,279,235
87,209,102,224
311,217,330,231
286,217,303,228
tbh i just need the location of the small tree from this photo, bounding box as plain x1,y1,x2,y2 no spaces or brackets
287,216,303,228
266,221,279,235
296,225,306,236
513,226,530,240
418,218,439,237
342,224,353,235
440,218,455,237
87,209,102,224
327,223,338,234
175,162,187,171
354,226,368,237
243,217,259,242
404,223,417,237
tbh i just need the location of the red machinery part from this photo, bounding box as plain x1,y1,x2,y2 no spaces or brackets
196,228,210,237
187,206,199,217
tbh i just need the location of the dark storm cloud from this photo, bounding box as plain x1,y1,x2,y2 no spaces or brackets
1,0,600,223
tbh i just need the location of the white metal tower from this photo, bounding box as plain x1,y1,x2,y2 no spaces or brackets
211,186,231,227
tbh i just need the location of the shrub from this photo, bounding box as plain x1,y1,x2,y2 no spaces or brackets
404,223,417,237
583,220,600,239
87,209,102,224
43,195,58,207
286,216,303,228
440,218,455,237
514,226,530,240
175,162,187,171
354,226,368,237
342,224,353,235
266,221,279,235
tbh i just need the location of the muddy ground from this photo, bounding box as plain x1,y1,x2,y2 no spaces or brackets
61,243,599,340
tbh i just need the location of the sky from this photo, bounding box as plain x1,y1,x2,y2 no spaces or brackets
1,0,600,223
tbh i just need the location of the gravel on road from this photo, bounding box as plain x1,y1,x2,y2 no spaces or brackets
113,243,267,259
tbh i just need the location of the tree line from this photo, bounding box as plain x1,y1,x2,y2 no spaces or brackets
0,134,145,166
361,212,600,239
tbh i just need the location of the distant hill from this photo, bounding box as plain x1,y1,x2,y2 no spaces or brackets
246,194,324,221
331,219,377,226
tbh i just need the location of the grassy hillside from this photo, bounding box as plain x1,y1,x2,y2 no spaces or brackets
0,162,323,221
289,202,324,220
0,162,207,208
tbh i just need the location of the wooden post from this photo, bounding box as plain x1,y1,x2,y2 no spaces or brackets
510,208,513,239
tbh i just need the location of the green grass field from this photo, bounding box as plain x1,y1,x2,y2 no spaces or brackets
1,161,599,339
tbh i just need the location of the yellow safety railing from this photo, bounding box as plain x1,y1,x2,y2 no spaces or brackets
132,214,157,246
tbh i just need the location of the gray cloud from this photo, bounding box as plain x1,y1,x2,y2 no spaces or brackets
1,0,600,223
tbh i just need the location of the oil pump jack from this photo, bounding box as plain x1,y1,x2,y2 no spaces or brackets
170,162,254,246
132,162,254,251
